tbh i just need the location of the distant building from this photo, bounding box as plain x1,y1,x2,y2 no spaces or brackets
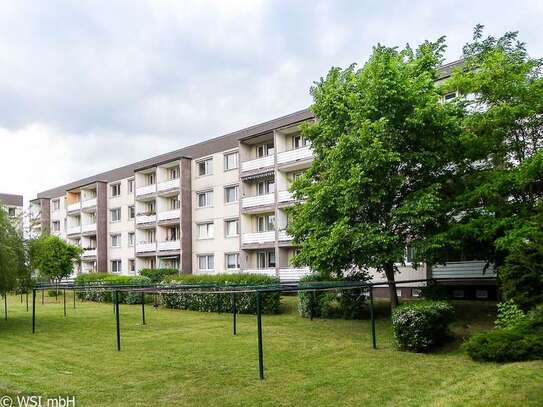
0,193,24,232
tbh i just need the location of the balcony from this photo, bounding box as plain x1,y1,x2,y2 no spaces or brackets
242,268,276,277
157,210,179,222
279,267,311,282
67,225,81,235
81,223,97,233
82,248,97,257
67,202,81,212
277,229,293,242
157,240,181,251
81,198,97,209
136,184,156,197
277,146,312,165
136,214,156,224
432,261,497,279
242,194,274,209
241,155,274,172
157,179,179,192
241,231,275,245
277,190,293,203
136,242,156,253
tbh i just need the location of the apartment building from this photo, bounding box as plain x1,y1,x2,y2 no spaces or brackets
0,193,24,232
30,60,496,299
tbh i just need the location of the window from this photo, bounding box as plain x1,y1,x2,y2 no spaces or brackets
111,183,121,197
224,152,239,171
169,197,180,210
292,171,304,182
8,207,16,218
145,229,156,243
225,253,240,270
169,167,179,180
197,222,214,239
146,173,156,185
476,290,489,299
128,179,134,193
147,201,156,214
224,185,239,203
52,199,60,211
405,246,416,263
292,134,309,149
128,259,135,273
256,179,274,195
52,221,60,231
453,289,465,299
111,260,122,273
167,226,180,241
256,143,274,158
412,288,422,298
110,208,121,222
225,219,239,237
197,190,213,208
111,234,121,247
256,214,275,232
128,232,135,247
198,254,214,271
443,91,457,102
198,158,213,176
396,289,403,297
128,205,135,219
257,251,275,269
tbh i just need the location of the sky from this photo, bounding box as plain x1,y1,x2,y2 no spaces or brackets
0,0,542,205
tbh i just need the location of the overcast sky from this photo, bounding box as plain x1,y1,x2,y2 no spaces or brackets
1,0,541,205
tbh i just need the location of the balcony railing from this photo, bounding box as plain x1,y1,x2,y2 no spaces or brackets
277,190,293,203
136,184,156,197
277,146,312,165
157,179,179,192
241,193,274,209
67,202,81,212
241,231,275,244
277,229,293,242
136,214,157,224
81,198,97,209
242,268,276,277
81,223,97,233
67,225,81,235
157,240,181,251
82,248,97,257
136,242,156,253
157,210,179,222
279,267,311,282
241,155,274,172
432,261,496,279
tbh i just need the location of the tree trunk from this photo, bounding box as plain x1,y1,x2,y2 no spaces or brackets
384,262,399,310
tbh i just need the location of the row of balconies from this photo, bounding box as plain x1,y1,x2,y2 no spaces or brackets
241,146,312,173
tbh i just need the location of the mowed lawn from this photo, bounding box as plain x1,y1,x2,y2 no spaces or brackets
1,294,542,407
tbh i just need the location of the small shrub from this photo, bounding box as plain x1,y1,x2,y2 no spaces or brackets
465,307,543,362
495,300,526,329
391,301,455,352
161,273,281,314
140,268,179,284
74,273,152,304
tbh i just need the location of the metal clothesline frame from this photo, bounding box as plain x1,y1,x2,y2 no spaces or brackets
27,277,496,380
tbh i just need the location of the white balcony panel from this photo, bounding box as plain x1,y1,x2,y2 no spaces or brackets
67,202,81,212
279,267,311,282
242,231,275,244
67,226,81,235
277,190,293,203
136,242,156,253
82,248,97,257
158,240,181,251
136,214,156,224
157,210,179,222
277,146,312,165
81,198,97,209
277,230,293,241
242,194,275,208
243,268,276,277
136,184,156,196
81,223,96,233
158,179,179,192
433,261,496,279
241,155,274,172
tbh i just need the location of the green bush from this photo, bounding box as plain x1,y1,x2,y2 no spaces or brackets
391,301,455,352
297,273,370,319
140,268,179,284
465,308,543,362
74,273,152,304
495,300,526,329
161,273,281,314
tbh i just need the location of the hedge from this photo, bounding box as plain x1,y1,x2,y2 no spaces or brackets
74,273,152,304
298,273,370,319
465,307,543,362
391,300,455,352
139,268,179,284
161,273,281,314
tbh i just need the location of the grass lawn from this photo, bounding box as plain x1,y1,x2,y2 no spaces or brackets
1,293,542,407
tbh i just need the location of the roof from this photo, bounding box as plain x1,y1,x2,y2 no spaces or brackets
437,59,464,80
0,193,23,207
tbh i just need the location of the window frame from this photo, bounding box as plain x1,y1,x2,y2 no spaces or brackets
110,207,121,222
225,253,240,270
110,183,121,197
224,151,239,171
224,219,239,238
111,234,121,248
197,254,215,272
197,190,213,208
224,185,239,204
111,259,122,273
197,158,213,177
197,222,214,240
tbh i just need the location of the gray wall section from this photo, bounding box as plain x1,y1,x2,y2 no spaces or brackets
96,182,108,272
180,157,192,274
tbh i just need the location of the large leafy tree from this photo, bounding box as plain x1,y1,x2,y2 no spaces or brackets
0,204,29,296
30,235,82,284
288,38,461,308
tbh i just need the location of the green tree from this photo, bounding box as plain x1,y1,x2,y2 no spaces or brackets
288,38,461,308
30,235,82,285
